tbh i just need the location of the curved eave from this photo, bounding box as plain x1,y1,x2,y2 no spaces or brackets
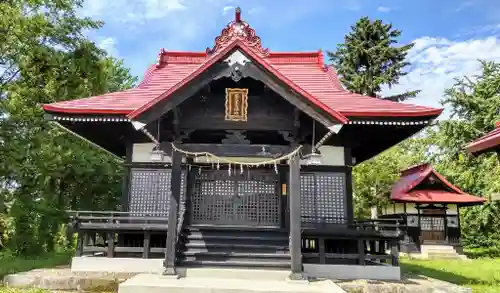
342,108,443,118
43,104,133,115
465,128,500,154
43,103,443,120
392,192,485,205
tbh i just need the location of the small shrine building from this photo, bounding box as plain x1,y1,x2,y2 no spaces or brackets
381,163,484,257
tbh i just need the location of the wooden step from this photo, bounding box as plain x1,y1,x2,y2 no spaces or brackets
186,233,288,242
183,250,290,258
181,258,291,269
187,225,287,233
184,242,289,251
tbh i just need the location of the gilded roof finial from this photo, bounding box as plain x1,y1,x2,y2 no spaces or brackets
235,7,241,22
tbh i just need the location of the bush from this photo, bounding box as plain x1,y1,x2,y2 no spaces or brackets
465,246,500,259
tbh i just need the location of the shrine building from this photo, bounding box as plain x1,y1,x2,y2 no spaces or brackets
381,163,484,259
42,8,444,281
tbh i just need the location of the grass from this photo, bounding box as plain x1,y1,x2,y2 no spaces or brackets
401,257,500,293
0,251,72,293
0,252,72,279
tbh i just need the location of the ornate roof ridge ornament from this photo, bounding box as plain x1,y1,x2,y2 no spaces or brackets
156,48,167,68
206,7,270,58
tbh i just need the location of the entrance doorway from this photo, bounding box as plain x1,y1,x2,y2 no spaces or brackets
189,169,281,227
420,209,445,243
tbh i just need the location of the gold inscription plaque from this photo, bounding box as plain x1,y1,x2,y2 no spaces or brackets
225,88,248,121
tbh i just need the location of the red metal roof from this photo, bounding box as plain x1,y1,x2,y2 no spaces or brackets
465,122,500,154
42,9,443,120
391,163,485,204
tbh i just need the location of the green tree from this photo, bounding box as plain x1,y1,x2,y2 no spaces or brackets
353,137,430,218
429,60,500,248
0,0,137,255
328,17,418,101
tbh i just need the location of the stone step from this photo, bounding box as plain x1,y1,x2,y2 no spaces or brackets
421,245,456,251
118,273,346,293
179,267,290,280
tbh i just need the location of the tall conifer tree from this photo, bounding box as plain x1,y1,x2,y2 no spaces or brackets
328,17,418,101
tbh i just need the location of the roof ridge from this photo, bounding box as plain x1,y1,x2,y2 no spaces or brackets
129,40,349,124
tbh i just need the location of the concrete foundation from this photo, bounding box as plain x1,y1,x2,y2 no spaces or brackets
304,264,401,281
71,256,164,274
71,257,401,281
118,271,346,293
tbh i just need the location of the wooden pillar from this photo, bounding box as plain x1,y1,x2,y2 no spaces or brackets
416,204,422,247
76,231,84,257
344,148,354,225
119,144,132,247
121,143,133,212
390,240,399,266
143,231,151,259
443,205,448,243
357,239,365,265
318,237,326,264
107,232,115,258
163,150,182,275
279,165,289,229
288,153,305,280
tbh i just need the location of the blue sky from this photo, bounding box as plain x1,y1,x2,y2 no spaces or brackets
79,0,500,112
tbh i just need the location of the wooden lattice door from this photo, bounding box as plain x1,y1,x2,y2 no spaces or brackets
420,209,446,242
190,169,281,227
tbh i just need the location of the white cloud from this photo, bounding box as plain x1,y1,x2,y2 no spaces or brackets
248,7,263,15
97,37,119,57
80,0,186,22
377,6,392,13
382,36,500,117
222,6,234,15
455,1,474,12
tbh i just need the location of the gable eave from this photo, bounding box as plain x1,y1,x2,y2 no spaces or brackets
127,41,349,127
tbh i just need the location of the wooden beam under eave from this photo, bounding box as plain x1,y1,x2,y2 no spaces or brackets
161,142,292,158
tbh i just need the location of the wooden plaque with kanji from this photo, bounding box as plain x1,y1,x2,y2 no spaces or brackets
225,88,248,121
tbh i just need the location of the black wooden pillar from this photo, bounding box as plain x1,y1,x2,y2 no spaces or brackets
288,153,305,280
119,143,133,247
163,149,183,275
344,147,354,224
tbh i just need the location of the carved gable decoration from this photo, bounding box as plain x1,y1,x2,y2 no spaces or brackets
225,88,248,122
206,7,269,58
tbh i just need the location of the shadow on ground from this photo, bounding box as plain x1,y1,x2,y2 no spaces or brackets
401,262,484,287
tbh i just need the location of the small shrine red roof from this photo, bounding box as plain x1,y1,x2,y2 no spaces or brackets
42,8,443,121
391,163,485,205
465,122,500,155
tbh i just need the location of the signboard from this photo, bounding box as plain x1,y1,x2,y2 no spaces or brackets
225,88,248,121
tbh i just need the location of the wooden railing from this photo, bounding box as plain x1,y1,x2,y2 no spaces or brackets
67,210,168,258
301,218,403,267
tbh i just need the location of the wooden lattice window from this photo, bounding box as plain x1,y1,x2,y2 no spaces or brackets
128,168,186,217
420,216,445,231
300,172,347,225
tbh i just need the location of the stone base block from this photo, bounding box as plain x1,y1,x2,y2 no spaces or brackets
118,273,346,293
